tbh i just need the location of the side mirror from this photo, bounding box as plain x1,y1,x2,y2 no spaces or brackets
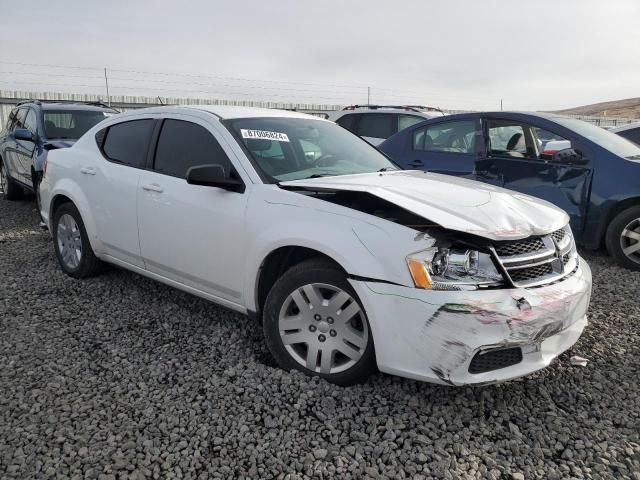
13,128,35,142
551,148,587,164
186,164,244,192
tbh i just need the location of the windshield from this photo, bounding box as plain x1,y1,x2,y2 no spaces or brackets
43,110,113,139
225,117,399,182
554,117,640,159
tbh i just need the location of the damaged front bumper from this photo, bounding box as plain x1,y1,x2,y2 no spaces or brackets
349,257,592,386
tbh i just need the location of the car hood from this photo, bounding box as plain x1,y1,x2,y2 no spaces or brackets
279,171,568,241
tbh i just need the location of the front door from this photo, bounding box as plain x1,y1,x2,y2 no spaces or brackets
5,108,29,184
476,117,593,234
398,118,480,178
137,117,248,304
15,108,38,184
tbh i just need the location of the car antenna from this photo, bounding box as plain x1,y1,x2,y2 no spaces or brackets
157,96,164,105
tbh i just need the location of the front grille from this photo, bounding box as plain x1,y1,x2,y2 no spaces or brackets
509,263,554,282
551,229,566,243
492,226,577,287
469,347,523,374
495,238,545,257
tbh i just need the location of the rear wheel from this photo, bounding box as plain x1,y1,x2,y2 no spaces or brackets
0,159,23,200
52,202,104,278
263,259,376,385
32,170,44,221
605,205,640,271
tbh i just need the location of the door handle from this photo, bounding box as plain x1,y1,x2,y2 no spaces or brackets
409,159,424,168
80,167,96,175
142,183,163,193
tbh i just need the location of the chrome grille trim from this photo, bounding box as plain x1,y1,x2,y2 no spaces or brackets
492,225,577,288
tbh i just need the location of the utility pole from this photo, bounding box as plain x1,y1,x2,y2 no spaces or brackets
500,99,503,111
367,86,370,105
104,67,111,107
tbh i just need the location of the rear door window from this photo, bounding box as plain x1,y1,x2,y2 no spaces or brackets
153,119,232,178
356,114,394,139
413,120,476,154
102,119,155,167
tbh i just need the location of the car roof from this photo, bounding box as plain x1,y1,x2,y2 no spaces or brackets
329,107,444,118
16,101,116,113
113,105,324,121
610,121,640,133
40,103,117,112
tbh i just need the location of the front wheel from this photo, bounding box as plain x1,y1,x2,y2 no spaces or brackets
605,205,640,271
263,259,376,385
52,202,104,278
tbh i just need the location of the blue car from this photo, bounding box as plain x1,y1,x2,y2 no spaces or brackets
378,111,640,270
0,100,117,212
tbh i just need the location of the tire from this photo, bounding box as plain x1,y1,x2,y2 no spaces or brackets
32,170,44,221
605,205,640,271
52,202,104,278
263,259,376,386
0,158,23,200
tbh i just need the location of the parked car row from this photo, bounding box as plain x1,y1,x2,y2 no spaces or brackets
2,100,636,386
1,104,591,387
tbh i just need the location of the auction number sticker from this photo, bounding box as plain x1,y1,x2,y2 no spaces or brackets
241,129,290,142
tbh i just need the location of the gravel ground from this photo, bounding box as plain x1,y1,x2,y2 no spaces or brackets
0,197,638,480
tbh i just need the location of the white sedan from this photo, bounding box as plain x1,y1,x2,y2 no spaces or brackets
40,106,592,386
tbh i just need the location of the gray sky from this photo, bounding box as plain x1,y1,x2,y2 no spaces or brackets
1,0,638,111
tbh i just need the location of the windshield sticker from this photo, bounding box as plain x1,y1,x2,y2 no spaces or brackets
241,129,290,142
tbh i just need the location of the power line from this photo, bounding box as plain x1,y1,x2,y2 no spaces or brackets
0,59,495,108
0,59,492,102
0,60,367,90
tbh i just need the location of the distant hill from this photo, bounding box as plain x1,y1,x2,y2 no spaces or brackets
553,98,640,118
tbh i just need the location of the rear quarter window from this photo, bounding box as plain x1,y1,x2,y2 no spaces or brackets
618,127,640,145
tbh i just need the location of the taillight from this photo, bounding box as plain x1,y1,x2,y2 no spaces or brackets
543,150,557,155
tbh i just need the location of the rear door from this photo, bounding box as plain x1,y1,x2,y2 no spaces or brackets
396,117,480,177
89,118,156,267
137,116,248,304
476,116,593,234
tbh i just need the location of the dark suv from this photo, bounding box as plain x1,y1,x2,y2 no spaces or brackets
0,100,117,209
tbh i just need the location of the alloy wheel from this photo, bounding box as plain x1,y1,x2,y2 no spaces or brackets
278,283,369,374
57,213,83,269
620,217,640,265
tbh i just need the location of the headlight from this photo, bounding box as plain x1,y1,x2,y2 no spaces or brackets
406,247,504,290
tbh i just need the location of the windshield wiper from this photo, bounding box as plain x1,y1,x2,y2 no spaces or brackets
304,174,329,179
